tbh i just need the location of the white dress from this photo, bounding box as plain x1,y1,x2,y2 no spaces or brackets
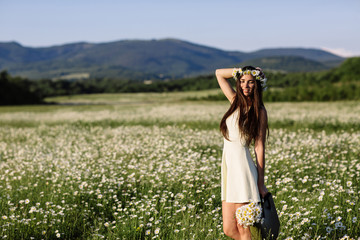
221,108,261,203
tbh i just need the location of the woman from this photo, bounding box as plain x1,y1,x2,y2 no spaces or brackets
215,66,269,240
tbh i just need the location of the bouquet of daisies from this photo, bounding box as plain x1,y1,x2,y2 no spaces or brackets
235,201,262,228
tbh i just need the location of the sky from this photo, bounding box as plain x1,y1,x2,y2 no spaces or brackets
1,0,360,57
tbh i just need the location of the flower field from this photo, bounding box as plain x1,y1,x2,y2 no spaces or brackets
0,93,359,239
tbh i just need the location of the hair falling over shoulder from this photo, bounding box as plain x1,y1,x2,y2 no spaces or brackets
220,66,268,146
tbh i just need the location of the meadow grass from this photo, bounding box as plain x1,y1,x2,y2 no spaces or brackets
0,91,359,239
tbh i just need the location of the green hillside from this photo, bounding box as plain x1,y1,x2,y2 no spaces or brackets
0,39,344,80
250,48,342,62
162,57,360,101
1,57,359,105
239,56,329,72
250,57,360,101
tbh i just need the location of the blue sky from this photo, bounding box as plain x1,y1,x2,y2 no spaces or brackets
1,0,359,57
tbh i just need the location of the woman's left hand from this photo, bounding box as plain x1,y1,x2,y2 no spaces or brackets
258,183,269,198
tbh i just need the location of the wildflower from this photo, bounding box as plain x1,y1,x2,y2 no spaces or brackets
251,70,258,76
300,218,309,225
145,230,151,235
155,228,160,234
25,199,30,204
2,215,7,220
29,206,37,213
335,221,345,230
56,233,61,238
339,235,353,240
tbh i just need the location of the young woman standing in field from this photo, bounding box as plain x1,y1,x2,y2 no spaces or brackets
215,66,269,240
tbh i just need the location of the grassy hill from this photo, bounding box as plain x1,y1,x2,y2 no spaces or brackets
249,48,342,62
0,39,344,80
239,56,329,72
0,57,359,105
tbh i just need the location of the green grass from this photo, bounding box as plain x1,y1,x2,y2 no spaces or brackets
44,89,222,104
0,92,359,239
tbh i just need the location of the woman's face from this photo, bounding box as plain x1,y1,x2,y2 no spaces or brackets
240,74,256,96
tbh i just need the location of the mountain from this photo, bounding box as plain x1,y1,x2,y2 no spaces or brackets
239,56,329,72
248,48,342,62
0,39,344,80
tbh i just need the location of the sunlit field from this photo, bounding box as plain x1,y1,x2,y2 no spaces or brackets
0,92,359,239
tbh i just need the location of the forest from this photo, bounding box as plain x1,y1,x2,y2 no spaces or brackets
1,57,359,105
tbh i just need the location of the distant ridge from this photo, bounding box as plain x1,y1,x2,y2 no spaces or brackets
0,39,344,80
249,48,342,62
239,56,329,72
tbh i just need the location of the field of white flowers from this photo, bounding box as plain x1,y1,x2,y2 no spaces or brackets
0,93,359,239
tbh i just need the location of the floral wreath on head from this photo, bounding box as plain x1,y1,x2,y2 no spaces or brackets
232,67,268,90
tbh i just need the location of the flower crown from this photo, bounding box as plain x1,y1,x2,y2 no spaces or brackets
232,67,268,90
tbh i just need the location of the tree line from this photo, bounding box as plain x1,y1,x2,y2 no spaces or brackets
1,57,359,105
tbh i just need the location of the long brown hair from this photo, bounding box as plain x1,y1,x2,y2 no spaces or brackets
220,66,268,146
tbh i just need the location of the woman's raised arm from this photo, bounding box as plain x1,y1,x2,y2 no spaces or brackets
215,68,236,103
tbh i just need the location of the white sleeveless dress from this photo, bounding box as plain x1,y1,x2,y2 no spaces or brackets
221,108,261,203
